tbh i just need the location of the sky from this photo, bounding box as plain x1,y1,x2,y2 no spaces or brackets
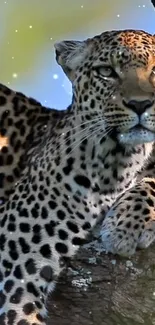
0,0,154,110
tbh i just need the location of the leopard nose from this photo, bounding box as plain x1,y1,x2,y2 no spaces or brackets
123,99,153,115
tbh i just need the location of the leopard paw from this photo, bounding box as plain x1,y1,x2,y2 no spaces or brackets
100,178,155,256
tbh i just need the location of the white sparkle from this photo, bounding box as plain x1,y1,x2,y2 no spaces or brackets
144,112,149,117
44,100,47,103
62,132,65,136
62,77,72,95
29,25,32,29
138,5,141,7
12,56,14,59
12,73,18,78
117,14,120,17
81,5,83,8
142,4,145,7
120,134,124,138
53,74,58,79
15,29,18,33
7,82,10,85
50,37,53,40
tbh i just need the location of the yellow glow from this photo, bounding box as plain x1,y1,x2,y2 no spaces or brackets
0,0,126,82
0,137,8,150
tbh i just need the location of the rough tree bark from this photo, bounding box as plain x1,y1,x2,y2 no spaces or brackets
47,236,155,325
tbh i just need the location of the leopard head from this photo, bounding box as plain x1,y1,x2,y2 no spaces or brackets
55,29,155,146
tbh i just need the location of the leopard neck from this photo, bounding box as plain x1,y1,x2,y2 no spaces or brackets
29,104,153,201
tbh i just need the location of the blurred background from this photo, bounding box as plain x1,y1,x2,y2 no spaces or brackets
0,0,154,109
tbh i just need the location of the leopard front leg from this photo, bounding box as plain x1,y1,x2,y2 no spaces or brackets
100,178,155,256
0,278,47,325
0,253,60,325
0,226,92,325
0,193,94,324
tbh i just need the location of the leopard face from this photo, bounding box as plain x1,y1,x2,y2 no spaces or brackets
55,29,155,146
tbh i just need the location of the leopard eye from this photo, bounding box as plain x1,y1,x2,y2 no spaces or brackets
151,66,155,75
150,66,155,86
94,66,118,79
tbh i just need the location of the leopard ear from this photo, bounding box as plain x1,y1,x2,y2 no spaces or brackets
54,40,89,81
151,0,155,8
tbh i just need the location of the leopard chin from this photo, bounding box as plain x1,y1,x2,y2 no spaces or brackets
117,126,155,146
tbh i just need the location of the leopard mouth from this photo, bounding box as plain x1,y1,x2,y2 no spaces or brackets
129,124,150,132
117,124,155,145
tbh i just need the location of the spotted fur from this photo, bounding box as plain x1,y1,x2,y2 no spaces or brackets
1,29,155,324
0,84,59,204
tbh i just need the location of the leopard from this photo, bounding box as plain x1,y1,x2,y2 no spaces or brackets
1,29,155,325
